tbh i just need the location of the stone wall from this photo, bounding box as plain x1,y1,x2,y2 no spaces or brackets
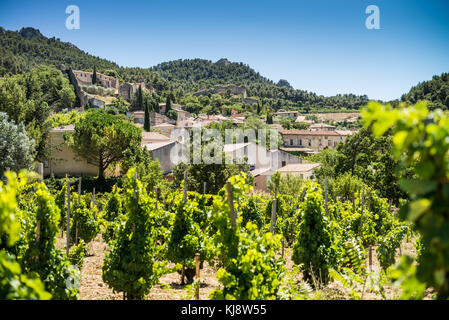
194,84,247,98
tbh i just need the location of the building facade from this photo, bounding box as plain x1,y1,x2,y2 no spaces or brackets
279,129,349,153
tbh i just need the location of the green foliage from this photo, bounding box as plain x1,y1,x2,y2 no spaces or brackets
102,186,123,245
240,195,266,231
401,73,449,110
173,151,252,195
363,101,449,299
0,171,52,300
68,239,85,269
102,169,171,300
45,111,84,128
66,109,142,179
166,190,213,284
0,112,36,174
150,59,368,111
143,100,150,132
20,180,80,299
292,181,335,287
69,196,100,245
209,174,285,300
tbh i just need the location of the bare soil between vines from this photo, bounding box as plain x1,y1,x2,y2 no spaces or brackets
56,234,425,300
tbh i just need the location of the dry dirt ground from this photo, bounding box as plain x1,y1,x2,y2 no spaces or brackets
57,233,423,300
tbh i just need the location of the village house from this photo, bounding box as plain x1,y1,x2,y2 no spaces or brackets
309,123,336,132
274,110,300,120
152,123,176,136
141,132,178,173
119,82,155,101
279,129,350,153
223,141,302,191
72,70,120,92
44,125,103,177
277,163,321,179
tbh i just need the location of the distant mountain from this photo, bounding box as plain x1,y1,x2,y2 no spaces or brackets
0,27,168,91
401,73,449,109
0,26,371,110
277,79,293,90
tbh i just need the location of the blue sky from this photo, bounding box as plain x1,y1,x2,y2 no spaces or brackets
1,0,448,101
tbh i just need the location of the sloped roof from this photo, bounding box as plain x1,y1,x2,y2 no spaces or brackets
277,163,321,173
279,130,340,136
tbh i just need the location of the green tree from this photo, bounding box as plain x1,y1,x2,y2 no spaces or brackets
363,101,449,299
0,112,36,174
92,66,97,85
66,110,142,180
144,100,150,132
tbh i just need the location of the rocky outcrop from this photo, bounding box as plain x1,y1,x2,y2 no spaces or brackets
19,27,43,40
277,79,293,89
215,58,231,66
193,84,247,98
0,27,5,35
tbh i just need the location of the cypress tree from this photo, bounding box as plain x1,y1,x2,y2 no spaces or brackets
92,66,97,85
144,100,150,132
257,100,261,114
137,86,143,110
165,95,171,114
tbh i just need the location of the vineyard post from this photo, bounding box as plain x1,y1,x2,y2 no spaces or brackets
269,182,278,233
66,180,71,256
195,253,200,300
76,177,81,246
183,171,188,204
324,176,329,216
36,163,44,243
359,185,365,238
154,187,158,210
352,192,355,215
226,181,236,227
203,181,206,195
181,171,187,285
91,187,96,206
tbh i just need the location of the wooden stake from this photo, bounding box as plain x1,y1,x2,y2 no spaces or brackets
195,253,200,300
183,171,188,204
203,181,207,195
36,163,44,243
91,187,96,206
269,183,278,233
66,181,71,256
281,238,285,258
359,186,365,237
324,176,328,216
181,264,185,285
352,192,355,215
369,245,373,271
154,187,158,210
76,177,81,246
226,182,236,227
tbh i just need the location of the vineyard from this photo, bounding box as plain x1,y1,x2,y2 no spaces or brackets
1,102,448,300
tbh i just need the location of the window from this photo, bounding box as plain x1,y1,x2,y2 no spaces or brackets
44,160,49,168
282,161,286,167
290,139,293,146
299,139,302,146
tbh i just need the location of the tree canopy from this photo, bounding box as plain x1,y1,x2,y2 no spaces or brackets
66,110,142,180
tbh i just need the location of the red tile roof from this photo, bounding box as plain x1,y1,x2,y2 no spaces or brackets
279,130,340,136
